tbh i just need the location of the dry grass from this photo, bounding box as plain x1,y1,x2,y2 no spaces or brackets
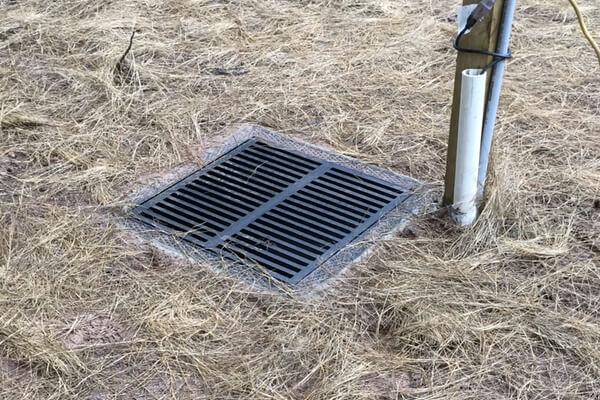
1,0,599,398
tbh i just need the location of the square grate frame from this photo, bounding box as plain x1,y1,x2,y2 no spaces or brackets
127,125,423,289
131,137,414,285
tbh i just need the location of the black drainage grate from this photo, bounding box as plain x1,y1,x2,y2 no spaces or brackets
132,140,411,284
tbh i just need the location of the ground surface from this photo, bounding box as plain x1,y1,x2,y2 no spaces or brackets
1,0,599,399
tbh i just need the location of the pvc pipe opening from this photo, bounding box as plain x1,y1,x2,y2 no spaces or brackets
463,68,483,76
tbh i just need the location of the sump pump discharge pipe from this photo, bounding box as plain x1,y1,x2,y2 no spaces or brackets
451,69,487,226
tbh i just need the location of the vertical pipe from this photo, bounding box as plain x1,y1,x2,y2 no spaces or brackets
452,69,487,226
477,0,517,199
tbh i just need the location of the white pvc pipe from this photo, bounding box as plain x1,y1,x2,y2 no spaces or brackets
452,69,487,226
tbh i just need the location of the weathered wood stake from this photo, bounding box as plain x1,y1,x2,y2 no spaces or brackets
443,0,505,206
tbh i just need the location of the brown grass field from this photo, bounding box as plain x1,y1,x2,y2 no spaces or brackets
1,0,600,398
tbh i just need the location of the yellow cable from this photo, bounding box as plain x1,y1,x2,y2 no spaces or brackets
568,0,600,68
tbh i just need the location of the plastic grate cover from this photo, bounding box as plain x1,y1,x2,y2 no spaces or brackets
132,139,411,284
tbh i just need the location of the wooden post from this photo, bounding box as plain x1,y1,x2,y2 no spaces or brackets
443,0,504,206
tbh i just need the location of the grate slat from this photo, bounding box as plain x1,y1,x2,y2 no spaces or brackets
132,139,411,284
284,196,361,227
196,175,270,204
177,188,250,215
269,206,350,238
139,211,195,236
331,167,403,194
252,142,321,166
278,201,357,230
318,175,393,204
165,194,241,222
245,223,325,256
220,241,303,275
311,179,386,208
245,147,317,174
236,153,305,179
187,180,262,209
139,209,215,240
153,202,227,231
217,244,297,280
324,170,401,198
226,158,296,184
220,161,293,188
250,219,333,251
291,191,369,223
209,168,283,196
262,213,338,245
231,233,311,267
239,228,318,261
301,185,378,214
164,193,239,220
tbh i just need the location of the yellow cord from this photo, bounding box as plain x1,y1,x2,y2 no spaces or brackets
568,0,600,68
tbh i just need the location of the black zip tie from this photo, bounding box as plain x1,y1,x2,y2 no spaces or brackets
453,26,512,75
